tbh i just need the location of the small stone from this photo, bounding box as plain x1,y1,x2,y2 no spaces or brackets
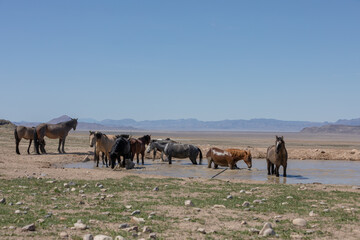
306,230,315,235
125,205,132,209
59,231,69,238
241,220,247,225
282,202,288,205
143,226,152,233
0,198,6,204
253,199,262,204
100,189,107,192
46,180,56,183
323,209,330,212
240,190,245,193
21,223,35,231
114,236,125,240
149,233,157,239
249,228,260,234
37,219,45,223
244,208,250,211
242,201,250,207
16,201,23,205
102,212,110,216
227,195,233,199
197,228,206,234
213,204,226,209
94,235,112,240
125,226,138,232
185,200,194,207
83,234,94,240
15,210,21,214
153,186,159,191
263,228,275,236
74,220,87,230
293,218,307,227
131,210,141,215
309,211,317,217
119,223,129,229
71,188,76,192
131,216,145,224
64,183,70,188
259,222,273,236
286,196,293,199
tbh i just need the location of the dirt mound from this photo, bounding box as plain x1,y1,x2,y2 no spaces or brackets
0,119,15,128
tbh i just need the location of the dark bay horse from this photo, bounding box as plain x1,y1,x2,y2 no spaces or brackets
206,147,252,169
34,118,78,154
14,126,45,154
130,135,151,165
146,138,177,161
266,136,288,177
163,142,202,165
109,136,131,169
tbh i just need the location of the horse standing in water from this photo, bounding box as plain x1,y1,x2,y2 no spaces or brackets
130,135,151,165
266,136,288,177
163,142,202,165
146,138,177,161
206,147,252,169
14,126,46,154
109,136,132,169
34,118,78,154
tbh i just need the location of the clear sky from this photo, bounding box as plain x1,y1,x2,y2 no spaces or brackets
1,1,359,123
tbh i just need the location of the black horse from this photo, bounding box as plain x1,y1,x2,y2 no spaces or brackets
109,137,132,169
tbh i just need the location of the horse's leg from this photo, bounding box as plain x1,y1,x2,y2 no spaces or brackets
141,152,144,165
136,153,139,164
207,157,212,168
214,163,218,169
95,150,99,167
229,161,235,169
27,140,32,154
16,138,21,155
267,159,271,175
152,148,156,161
40,142,46,154
62,138,66,153
105,155,108,168
283,163,287,177
275,164,280,177
58,139,62,153
168,155,172,164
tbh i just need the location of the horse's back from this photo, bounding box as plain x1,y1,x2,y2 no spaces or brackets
266,145,276,163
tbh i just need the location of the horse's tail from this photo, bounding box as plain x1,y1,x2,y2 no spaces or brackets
14,128,20,154
197,147,203,165
33,129,40,154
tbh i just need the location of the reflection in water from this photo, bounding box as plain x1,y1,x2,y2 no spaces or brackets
64,159,360,186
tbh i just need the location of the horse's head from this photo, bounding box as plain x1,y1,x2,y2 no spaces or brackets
275,136,285,154
244,150,252,168
146,141,155,153
71,118,78,131
89,131,95,147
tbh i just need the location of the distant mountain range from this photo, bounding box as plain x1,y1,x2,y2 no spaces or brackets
301,124,360,134
9,115,360,133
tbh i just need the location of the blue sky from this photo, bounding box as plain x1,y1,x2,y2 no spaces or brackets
1,1,359,122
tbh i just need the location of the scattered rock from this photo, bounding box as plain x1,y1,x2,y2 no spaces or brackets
242,201,250,207
125,159,135,169
131,217,145,224
323,209,330,212
227,195,233,199
114,236,125,240
143,226,152,233
0,198,6,204
309,211,317,217
253,199,262,204
249,228,260,234
287,196,293,199
74,220,87,230
119,223,130,229
16,201,23,205
282,202,288,205
185,200,194,207
102,212,110,216
153,186,159,191
292,218,307,227
125,226,138,232
94,235,112,240
197,228,206,234
125,205,132,209
213,204,226,209
131,210,141,215
21,223,35,232
83,234,94,240
59,231,69,238
259,222,274,236
241,220,247,225
149,233,157,239
240,190,245,193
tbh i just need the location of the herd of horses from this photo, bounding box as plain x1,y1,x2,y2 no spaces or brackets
14,118,288,177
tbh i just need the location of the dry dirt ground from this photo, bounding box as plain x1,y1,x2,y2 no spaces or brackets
0,127,359,239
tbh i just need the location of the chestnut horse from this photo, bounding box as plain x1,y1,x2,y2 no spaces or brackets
15,126,45,154
266,136,288,177
34,118,78,154
206,147,252,169
130,135,151,165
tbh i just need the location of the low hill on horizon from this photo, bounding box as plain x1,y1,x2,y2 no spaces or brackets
301,124,360,134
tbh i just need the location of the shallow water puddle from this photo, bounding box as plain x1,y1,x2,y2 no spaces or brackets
64,159,360,185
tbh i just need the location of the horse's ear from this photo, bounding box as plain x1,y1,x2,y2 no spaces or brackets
281,136,284,140
275,135,278,139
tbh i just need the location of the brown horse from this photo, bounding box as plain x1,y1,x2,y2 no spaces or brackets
14,126,45,154
130,135,151,165
266,136,288,177
206,147,252,169
34,118,78,154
